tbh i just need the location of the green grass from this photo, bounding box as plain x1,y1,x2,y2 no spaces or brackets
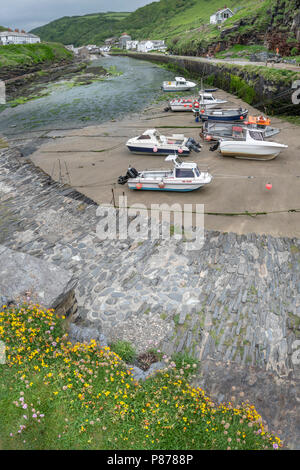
0,43,73,68
215,44,269,60
0,304,282,450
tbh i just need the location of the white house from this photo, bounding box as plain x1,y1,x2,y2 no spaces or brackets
0,30,40,45
137,40,166,53
210,8,234,25
126,40,139,51
119,33,131,49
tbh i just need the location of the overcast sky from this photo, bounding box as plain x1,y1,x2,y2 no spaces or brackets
1,0,158,32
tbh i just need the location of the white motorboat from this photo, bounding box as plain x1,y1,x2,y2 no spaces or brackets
216,128,288,160
162,76,197,92
126,129,201,156
118,155,212,192
169,92,227,112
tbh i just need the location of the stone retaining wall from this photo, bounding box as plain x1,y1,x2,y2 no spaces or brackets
0,147,299,447
124,52,300,115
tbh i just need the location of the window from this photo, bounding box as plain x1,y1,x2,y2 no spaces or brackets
137,135,151,140
249,131,264,141
176,169,195,178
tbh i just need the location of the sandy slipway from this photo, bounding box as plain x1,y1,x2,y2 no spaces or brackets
0,144,299,448
25,87,300,239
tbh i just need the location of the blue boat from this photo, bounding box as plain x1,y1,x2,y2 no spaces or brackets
194,107,248,122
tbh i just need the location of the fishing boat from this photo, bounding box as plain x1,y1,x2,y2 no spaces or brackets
162,77,197,92
169,93,227,112
118,155,212,192
126,129,201,156
212,128,288,160
194,106,248,122
201,120,280,141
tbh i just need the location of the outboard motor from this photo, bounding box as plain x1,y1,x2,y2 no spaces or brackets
209,141,220,152
186,137,201,153
118,166,139,185
126,167,139,178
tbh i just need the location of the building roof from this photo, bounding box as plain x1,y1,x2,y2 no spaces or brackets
215,7,233,15
0,31,39,38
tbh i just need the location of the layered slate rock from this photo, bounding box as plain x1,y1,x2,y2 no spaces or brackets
0,245,77,319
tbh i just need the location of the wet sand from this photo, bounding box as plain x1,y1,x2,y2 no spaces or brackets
30,89,300,238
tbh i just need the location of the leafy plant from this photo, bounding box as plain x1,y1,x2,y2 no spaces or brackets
109,339,136,363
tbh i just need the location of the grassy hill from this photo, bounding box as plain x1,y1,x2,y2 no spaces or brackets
30,0,299,56
31,12,130,47
0,43,73,68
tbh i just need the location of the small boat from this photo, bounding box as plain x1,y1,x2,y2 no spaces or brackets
169,93,227,112
162,76,197,92
118,155,212,192
201,120,280,142
194,106,248,122
213,128,288,160
126,129,201,156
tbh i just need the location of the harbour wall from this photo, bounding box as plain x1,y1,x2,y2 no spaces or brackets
123,52,300,115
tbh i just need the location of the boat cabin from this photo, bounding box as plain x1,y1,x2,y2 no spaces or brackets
175,77,187,85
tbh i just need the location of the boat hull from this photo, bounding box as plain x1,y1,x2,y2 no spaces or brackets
128,180,209,191
127,146,190,156
163,86,196,92
220,150,279,160
201,114,248,122
219,143,287,160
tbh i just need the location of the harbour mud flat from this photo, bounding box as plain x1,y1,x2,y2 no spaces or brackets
28,88,300,238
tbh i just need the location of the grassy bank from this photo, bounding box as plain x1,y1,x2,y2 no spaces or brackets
0,304,282,450
0,43,73,68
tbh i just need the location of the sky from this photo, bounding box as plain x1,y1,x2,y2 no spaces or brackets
1,0,159,32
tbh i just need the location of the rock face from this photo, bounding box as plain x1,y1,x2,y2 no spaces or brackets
0,245,78,319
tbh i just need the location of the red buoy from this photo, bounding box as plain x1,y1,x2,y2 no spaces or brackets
153,146,158,153
178,148,183,154
266,183,272,190
136,183,142,190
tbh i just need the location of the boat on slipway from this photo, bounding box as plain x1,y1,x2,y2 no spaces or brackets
162,77,197,92
169,93,227,111
194,106,249,122
118,155,212,192
211,127,288,160
126,129,201,156
201,119,280,142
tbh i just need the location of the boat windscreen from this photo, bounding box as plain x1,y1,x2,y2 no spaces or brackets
249,130,264,141
175,169,195,178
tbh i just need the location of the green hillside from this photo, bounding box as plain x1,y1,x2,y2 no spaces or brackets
30,0,299,55
31,12,130,47
0,43,73,68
